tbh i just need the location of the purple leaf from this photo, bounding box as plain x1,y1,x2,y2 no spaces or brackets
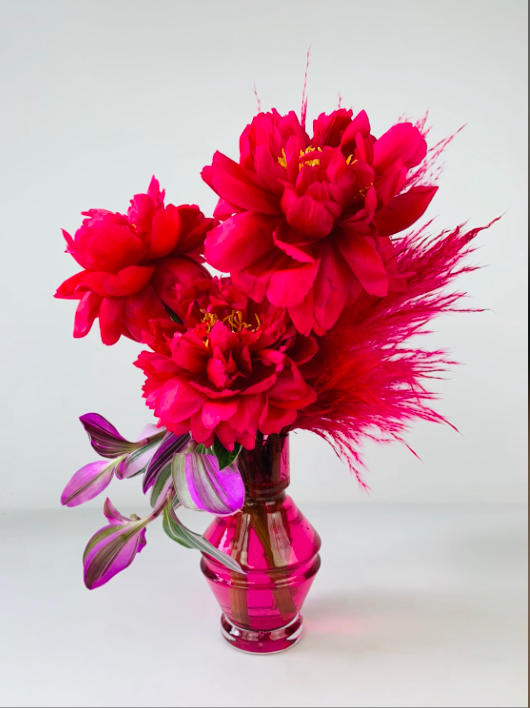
143,432,190,493
137,423,162,439
80,413,140,458
61,459,121,507
83,499,150,590
171,452,245,516
103,497,131,524
116,438,164,480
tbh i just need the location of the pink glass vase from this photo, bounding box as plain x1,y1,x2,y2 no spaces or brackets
200,433,321,653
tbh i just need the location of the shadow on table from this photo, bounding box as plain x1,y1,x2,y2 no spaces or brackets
299,589,509,658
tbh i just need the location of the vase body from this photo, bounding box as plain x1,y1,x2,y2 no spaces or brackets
200,434,321,653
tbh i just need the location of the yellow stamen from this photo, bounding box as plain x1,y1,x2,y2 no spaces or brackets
200,310,219,333
299,145,322,167
346,154,357,165
201,309,262,335
357,182,374,198
277,145,323,170
222,309,247,332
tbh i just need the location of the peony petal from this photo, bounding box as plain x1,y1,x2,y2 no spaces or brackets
73,292,101,338
204,212,276,273
152,256,211,313
313,244,352,331
241,371,279,395
229,393,267,434
374,186,438,237
55,270,90,299
61,460,117,507
123,285,167,343
336,227,389,297
213,198,237,220
285,195,334,239
260,405,298,434
213,421,239,451
272,223,316,264
170,335,209,373
210,161,281,215
155,378,205,424
288,289,316,337
375,164,408,208
98,296,125,345
253,146,285,196
231,248,284,303
268,363,317,410
76,216,147,273
373,123,425,173
172,452,244,515
146,175,165,207
82,266,155,298
190,411,216,447
149,205,183,259
108,265,155,296
61,228,89,269
267,259,320,307
188,380,243,398
174,205,216,255
201,399,239,429
312,108,354,148
287,334,319,366
340,109,371,152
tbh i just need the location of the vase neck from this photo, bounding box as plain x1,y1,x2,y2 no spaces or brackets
237,434,290,503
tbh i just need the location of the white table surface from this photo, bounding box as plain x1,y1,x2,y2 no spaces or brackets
0,503,526,708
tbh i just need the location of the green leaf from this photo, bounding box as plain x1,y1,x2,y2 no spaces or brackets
162,504,245,574
213,438,242,471
149,463,172,509
163,304,183,324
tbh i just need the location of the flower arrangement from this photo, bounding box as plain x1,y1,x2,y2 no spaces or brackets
56,88,494,649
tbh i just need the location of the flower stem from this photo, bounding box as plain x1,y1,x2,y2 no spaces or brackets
229,512,250,628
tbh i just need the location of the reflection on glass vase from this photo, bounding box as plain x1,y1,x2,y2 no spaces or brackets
200,433,321,653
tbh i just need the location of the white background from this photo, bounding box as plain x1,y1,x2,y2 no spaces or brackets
0,2,527,707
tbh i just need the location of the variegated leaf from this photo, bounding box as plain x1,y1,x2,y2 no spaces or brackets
143,432,190,492
162,503,245,574
116,437,164,480
60,457,124,507
82,499,150,589
172,452,244,515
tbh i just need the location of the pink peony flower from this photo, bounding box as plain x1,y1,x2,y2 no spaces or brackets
55,177,216,345
135,281,318,450
202,109,437,335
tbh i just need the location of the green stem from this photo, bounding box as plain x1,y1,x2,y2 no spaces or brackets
247,503,298,621
229,512,250,628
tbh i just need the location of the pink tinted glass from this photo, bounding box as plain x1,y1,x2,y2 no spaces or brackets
201,434,321,653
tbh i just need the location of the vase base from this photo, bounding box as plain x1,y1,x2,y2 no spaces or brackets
220,613,303,654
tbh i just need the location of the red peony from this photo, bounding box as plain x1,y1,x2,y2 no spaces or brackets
202,109,438,335
55,177,216,345
135,280,318,450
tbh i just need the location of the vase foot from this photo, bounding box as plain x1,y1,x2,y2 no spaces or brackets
220,613,303,654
